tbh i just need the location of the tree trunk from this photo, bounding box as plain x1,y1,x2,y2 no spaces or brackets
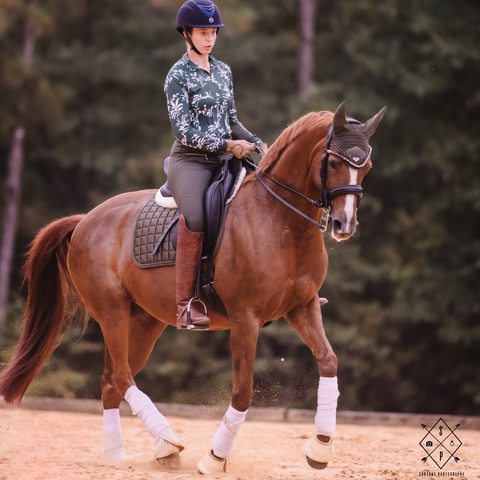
0,0,39,335
298,0,317,99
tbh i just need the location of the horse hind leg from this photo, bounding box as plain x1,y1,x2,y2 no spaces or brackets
101,351,126,463
96,301,183,468
125,385,185,470
127,307,184,470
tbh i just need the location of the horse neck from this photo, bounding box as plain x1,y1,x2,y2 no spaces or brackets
262,129,326,205
254,131,328,236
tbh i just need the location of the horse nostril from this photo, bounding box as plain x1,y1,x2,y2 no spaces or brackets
333,220,342,232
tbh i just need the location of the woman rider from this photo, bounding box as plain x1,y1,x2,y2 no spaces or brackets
165,0,268,329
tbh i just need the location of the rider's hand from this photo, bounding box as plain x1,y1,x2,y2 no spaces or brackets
258,143,269,157
227,139,256,159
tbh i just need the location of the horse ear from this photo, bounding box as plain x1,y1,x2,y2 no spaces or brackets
333,100,350,134
363,106,387,137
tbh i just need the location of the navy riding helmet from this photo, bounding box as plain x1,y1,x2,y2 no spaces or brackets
176,0,224,54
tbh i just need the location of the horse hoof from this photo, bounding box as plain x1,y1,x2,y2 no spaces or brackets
157,452,182,470
304,435,334,469
154,430,184,470
197,449,227,475
306,456,328,469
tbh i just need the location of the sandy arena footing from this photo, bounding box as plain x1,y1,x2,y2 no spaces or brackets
0,400,479,479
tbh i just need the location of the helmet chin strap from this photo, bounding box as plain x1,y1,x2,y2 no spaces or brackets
184,31,203,55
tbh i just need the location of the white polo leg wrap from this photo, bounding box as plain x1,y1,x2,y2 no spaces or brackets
314,376,339,436
103,408,126,462
124,385,184,455
212,405,248,459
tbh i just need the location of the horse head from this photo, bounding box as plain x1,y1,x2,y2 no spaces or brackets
317,101,387,242
256,101,386,242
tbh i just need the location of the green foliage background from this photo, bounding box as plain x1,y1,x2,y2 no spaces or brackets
1,0,479,415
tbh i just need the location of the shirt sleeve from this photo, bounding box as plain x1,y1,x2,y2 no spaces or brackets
231,120,262,145
164,72,229,153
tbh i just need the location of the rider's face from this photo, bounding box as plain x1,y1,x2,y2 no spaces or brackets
186,28,217,55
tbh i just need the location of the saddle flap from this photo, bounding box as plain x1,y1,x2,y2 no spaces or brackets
203,157,246,252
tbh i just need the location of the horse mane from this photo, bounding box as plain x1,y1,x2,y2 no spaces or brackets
257,111,334,174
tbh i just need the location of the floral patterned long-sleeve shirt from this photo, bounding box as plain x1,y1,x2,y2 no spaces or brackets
164,53,261,153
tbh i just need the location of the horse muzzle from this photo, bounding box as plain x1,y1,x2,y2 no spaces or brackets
330,202,358,242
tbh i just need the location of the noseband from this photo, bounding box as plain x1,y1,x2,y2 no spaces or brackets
256,117,370,232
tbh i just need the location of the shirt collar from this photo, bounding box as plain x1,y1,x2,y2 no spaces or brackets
181,53,219,73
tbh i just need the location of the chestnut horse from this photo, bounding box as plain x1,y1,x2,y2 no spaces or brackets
0,102,385,473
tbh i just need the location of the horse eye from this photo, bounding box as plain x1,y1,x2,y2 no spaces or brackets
328,160,338,170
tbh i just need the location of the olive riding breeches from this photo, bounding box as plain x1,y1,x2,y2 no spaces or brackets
167,141,222,233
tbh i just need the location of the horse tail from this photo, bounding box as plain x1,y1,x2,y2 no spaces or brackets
0,214,86,405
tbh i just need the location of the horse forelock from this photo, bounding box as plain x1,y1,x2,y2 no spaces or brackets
257,111,333,174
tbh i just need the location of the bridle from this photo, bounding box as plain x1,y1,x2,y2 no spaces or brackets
319,118,371,213
255,118,371,232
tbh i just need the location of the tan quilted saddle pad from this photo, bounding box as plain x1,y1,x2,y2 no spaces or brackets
132,196,178,268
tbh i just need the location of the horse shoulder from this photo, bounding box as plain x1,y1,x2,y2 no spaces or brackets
215,179,328,314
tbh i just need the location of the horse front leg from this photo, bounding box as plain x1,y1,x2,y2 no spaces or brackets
197,320,259,475
287,296,339,470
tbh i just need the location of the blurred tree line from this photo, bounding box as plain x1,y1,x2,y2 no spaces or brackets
1,0,479,415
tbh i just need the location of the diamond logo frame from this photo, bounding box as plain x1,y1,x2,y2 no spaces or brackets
419,418,462,469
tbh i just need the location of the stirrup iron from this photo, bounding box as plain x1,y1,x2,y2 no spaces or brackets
182,297,209,330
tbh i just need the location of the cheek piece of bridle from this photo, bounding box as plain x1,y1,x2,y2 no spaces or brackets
255,117,372,233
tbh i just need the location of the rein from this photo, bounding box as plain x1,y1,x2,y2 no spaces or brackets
255,173,331,232
255,118,369,232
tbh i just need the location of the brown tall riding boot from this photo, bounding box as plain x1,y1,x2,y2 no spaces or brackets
175,215,210,329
